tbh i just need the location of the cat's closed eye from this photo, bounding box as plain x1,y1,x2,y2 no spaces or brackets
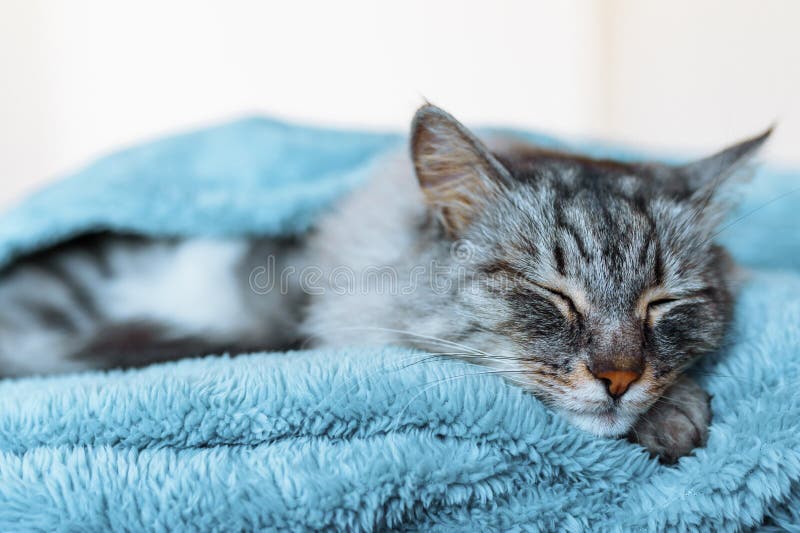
645,297,680,326
485,263,582,321
534,283,581,321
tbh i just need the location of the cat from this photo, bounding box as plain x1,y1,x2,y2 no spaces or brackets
0,104,769,463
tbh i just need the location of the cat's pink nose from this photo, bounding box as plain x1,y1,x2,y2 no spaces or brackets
592,369,641,398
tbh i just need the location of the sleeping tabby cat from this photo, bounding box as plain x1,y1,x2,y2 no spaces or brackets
0,105,769,463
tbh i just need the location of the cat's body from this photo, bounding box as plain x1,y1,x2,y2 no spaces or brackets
0,105,769,463
0,234,307,375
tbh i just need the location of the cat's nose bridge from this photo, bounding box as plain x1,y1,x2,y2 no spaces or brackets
586,318,645,398
590,318,644,356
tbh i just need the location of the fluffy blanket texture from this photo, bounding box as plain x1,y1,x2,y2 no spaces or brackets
0,118,798,531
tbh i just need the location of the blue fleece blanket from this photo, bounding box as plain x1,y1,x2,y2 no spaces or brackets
0,118,798,531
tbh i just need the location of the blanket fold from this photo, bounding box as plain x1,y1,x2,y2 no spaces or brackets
0,118,799,531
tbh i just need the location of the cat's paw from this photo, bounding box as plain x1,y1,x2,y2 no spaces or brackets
628,376,711,464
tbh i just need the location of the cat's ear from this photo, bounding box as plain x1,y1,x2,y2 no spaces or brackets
680,127,772,198
411,104,512,235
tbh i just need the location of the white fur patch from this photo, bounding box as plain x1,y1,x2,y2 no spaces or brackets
102,239,253,336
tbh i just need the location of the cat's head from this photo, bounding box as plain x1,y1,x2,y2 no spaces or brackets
410,104,769,436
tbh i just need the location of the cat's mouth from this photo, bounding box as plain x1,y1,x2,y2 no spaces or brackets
559,405,641,437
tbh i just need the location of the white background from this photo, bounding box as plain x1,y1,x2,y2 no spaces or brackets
1,0,798,209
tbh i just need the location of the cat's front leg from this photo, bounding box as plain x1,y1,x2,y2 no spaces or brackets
628,375,712,464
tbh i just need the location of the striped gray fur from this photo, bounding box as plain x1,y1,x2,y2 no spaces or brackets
0,105,770,462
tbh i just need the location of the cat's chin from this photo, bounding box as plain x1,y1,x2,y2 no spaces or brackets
560,408,639,437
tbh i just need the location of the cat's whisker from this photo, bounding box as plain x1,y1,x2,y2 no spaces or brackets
301,325,493,358
708,185,800,242
627,423,647,450
303,325,535,367
358,327,519,361
690,370,759,383
317,351,559,420
301,324,554,420
309,350,478,415
649,393,714,415
390,369,529,431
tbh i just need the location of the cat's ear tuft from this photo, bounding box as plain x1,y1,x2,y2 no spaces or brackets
681,127,773,196
411,104,511,236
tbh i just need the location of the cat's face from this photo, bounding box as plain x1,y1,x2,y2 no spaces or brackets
410,105,768,436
